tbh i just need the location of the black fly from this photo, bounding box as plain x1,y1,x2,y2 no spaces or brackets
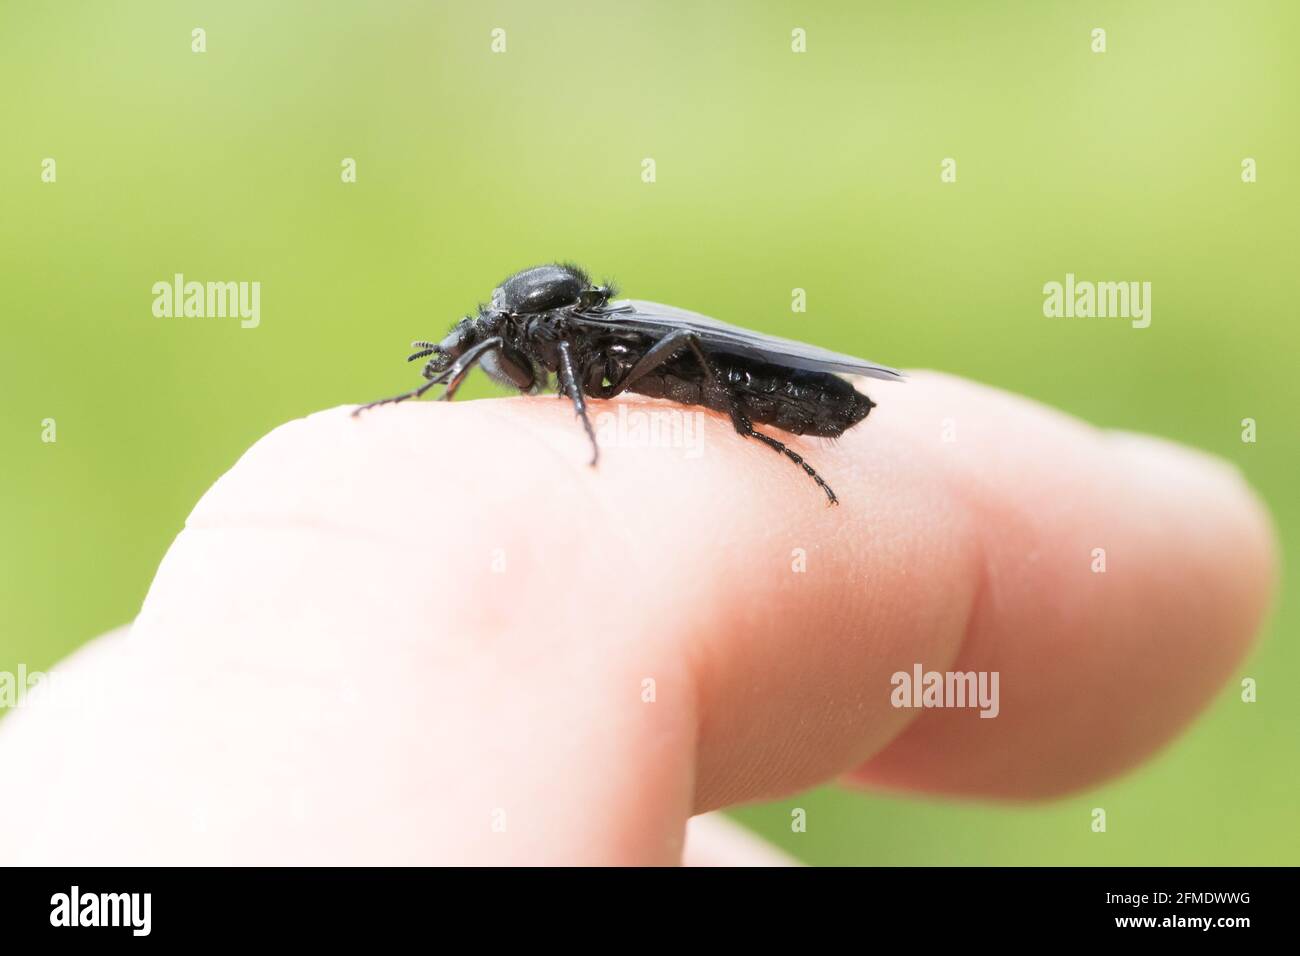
353,263,903,504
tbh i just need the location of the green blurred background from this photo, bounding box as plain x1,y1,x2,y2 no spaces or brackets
2,1,1296,864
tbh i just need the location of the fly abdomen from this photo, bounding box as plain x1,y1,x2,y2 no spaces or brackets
721,359,874,438
624,354,873,438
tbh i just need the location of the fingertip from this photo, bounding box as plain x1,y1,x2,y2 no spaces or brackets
848,415,1279,800
1106,430,1280,657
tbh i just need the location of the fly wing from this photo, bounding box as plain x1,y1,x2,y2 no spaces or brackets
589,299,905,381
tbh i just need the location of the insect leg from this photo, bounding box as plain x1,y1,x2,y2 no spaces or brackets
604,329,717,397
437,368,471,402
351,373,449,415
352,337,502,415
431,336,503,402
435,341,502,402
730,409,839,506
557,340,599,466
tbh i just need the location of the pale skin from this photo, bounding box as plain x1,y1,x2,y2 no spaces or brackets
0,372,1277,864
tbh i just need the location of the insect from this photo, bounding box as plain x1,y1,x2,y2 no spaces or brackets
353,263,903,504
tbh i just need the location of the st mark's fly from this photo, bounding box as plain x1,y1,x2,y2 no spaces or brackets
354,264,904,503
